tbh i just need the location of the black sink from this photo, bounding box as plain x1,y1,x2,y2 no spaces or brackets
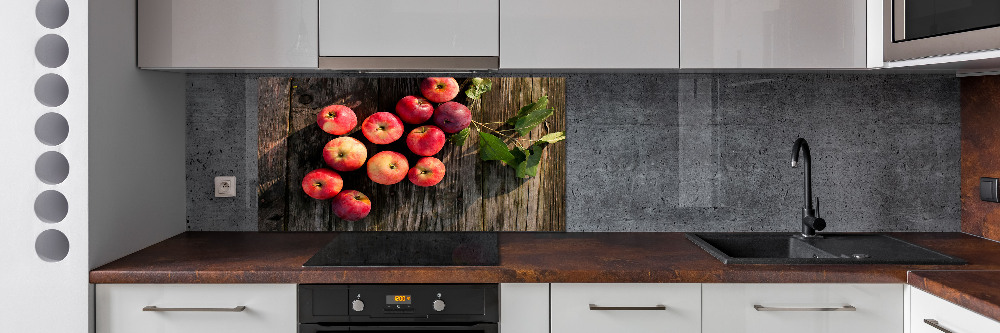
686,233,966,265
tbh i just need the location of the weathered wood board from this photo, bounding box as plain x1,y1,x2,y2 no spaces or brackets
257,77,565,231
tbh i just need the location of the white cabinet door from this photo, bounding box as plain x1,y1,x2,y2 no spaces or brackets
702,283,903,333
500,284,549,333
138,0,318,69
319,0,499,57
96,284,297,333
681,0,869,68
550,283,700,333
501,0,680,69
911,287,1000,333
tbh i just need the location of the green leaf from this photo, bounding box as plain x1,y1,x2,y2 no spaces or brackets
508,147,527,177
514,107,554,136
522,145,546,178
478,132,516,164
507,96,549,125
535,132,566,145
448,128,470,146
464,78,492,100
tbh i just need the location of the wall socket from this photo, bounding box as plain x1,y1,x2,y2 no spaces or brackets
215,176,236,197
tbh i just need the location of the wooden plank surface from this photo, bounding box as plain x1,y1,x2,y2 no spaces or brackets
257,78,290,231
258,77,566,231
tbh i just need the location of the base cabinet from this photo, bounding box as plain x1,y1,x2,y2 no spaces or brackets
910,287,1000,333
500,284,549,333
702,284,903,333
96,284,297,333
98,282,1000,333
550,283,701,333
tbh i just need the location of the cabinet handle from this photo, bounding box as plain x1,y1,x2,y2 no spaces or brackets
589,304,667,311
753,305,856,312
924,319,955,333
143,306,247,312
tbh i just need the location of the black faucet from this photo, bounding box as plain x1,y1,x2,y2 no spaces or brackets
791,138,825,238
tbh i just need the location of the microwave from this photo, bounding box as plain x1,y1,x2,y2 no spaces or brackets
884,0,1000,62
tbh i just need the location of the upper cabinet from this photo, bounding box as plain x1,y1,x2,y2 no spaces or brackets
680,0,877,69
500,0,680,69
137,0,883,70
137,0,318,69
318,0,499,70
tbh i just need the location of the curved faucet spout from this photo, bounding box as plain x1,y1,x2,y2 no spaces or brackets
791,138,824,237
791,138,812,210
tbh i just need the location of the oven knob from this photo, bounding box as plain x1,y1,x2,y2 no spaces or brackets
352,299,365,312
432,299,446,312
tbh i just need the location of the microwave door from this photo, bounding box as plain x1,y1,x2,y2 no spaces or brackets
895,0,1000,42
885,0,1000,61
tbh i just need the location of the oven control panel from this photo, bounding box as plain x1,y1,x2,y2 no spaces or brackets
299,284,498,323
384,294,414,312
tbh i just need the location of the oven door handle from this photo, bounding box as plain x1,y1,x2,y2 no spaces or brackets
300,324,498,332
348,325,496,331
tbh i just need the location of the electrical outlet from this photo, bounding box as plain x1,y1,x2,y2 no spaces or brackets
215,176,236,197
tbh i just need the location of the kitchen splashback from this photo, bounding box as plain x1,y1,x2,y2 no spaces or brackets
960,75,1000,241
186,73,960,232
258,77,565,231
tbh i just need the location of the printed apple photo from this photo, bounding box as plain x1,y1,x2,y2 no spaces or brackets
258,77,567,232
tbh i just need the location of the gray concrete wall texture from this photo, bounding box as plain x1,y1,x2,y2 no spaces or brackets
186,73,960,232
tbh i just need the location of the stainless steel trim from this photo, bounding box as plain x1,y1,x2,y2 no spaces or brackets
884,0,1000,62
893,0,905,41
318,57,499,71
142,306,247,312
589,304,667,311
924,319,955,333
753,305,856,312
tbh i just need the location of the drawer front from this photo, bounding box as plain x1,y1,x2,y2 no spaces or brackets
911,288,1000,333
96,284,296,333
702,283,903,333
319,0,499,57
550,283,701,333
500,284,549,333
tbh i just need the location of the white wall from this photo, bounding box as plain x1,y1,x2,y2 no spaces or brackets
88,0,187,271
0,0,185,331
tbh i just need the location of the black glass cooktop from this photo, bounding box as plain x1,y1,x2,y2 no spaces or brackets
303,232,499,267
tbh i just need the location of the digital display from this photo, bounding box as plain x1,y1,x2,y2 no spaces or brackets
386,295,412,304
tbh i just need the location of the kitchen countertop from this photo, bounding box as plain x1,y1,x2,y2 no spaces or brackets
90,231,1000,322
91,231,1000,284
908,270,1000,323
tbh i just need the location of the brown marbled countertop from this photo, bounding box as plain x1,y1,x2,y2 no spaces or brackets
91,231,1000,284
908,270,1000,323
90,232,1000,321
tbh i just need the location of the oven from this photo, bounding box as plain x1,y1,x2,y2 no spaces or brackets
299,284,498,333
885,0,1000,61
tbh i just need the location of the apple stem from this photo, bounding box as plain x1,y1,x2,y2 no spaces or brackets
471,120,527,149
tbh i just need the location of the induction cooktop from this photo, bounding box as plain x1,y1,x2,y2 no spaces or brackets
303,232,499,267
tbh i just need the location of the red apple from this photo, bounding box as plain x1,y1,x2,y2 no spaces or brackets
323,137,368,171
361,112,404,144
395,96,434,124
408,157,446,187
420,77,460,103
366,151,409,185
433,101,472,133
301,168,343,200
406,125,446,156
316,104,357,135
332,190,372,221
